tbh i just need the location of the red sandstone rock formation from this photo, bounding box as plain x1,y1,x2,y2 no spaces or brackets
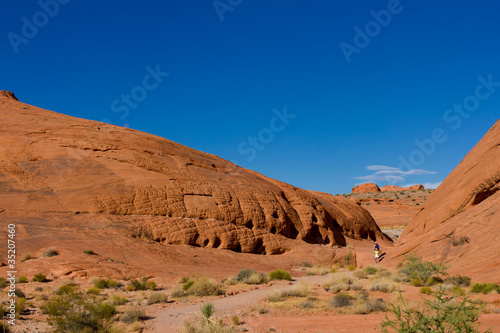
392,119,500,282
380,184,425,192
0,91,386,255
351,183,381,193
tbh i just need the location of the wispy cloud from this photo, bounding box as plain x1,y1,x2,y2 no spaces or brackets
354,165,437,185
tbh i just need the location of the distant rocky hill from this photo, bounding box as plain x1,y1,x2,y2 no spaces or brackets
352,183,425,194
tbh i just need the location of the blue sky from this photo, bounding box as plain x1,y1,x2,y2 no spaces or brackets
1,1,499,194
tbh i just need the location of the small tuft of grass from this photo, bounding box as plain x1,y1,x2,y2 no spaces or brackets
83,250,95,255
20,253,32,262
32,273,47,282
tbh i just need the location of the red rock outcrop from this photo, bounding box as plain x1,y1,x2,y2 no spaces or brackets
0,91,385,255
393,120,500,282
380,184,425,192
351,183,381,193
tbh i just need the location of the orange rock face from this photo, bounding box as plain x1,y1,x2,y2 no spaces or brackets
380,184,425,192
0,91,385,256
393,120,500,282
351,183,381,193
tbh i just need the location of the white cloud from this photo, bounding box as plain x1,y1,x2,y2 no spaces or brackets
354,165,437,185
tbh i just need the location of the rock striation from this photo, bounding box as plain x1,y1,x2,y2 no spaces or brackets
0,91,387,255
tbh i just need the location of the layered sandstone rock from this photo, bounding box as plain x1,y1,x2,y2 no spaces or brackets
351,183,381,193
393,120,500,282
380,184,425,192
0,91,385,255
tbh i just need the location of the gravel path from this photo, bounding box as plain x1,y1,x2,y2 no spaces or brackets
143,274,335,332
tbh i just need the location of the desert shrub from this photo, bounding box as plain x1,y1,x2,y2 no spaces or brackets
246,272,268,284
120,308,145,324
393,273,410,283
43,247,58,257
347,244,355,249
299,301,314,309
14,288,26,298
330,292,353,308
300,261,311,268
170,286,185,298
125,285,135,292
55,285,77,295
451,286,465,296
365,266,378,275
269,270,292,281
323,273,362,293
377,268,393,278
444,275,471,287
44,290,116,332
186,277,224,297
0,277,7,288
34,287,43,292
235,268,254,282
470,283,500,295
18,276,28,283
307,265,330,276
287,281,312,297
266,289,287,302
370,278,398,293
420,286,432,295
129,277,155,291
87,287,101,295
353,298,386,314
381,290,491,333
231,315,239,326
147,292,168,305
411,278,424,287
179,276,190,284
400,254,448,283
348,265,357,271
109,295,128,306
183,280,195,290
353,269,368,279
94,279,109,289
32,273,47,282
20,253,32,262
83,250,95,255
425,276,443,286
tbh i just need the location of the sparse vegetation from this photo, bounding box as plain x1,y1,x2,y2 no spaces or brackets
323,273,362,293
18,276,28,283
0,277,7,288
269,270,292,281
330,292,353,308
234,268,268,284
20,253,32,262
179,277,225,297
306,265,330,276
420,286,432,295
43,247,58,257
83,249,95,255
400,254,448,283
381,290,492,333
32,273,47,282
147,292,169,305
353,269,368,279
444,275,471,287
44,289,116,332
128,277,156,291
109,295,128,306
470,283,500,295
120,308,145,324
369,277,398,293
365,266,378,275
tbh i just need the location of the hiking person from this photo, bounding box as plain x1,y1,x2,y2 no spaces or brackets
374,241,380,263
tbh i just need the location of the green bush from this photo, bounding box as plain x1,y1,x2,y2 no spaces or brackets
269,270,292,281
348,265,357,271
381,290,492,333
470,283,500,295
109,295,128,306
300,261,311,268
18,276,28,283
234,269,267,284
400,254,448,283
55,285,77,295
87,287,101,295
83,250,95,255
43,247,58,257
235,268,255,282
420,286,432,295
0,277,7,288
44,290,116,332
170,286,185,298
129,277,155,291
14,289,26,298
182,280,195,290
33,273,47,282
365,266,378,275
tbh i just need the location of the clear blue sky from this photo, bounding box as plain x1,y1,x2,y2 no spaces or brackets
2,1,499,194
